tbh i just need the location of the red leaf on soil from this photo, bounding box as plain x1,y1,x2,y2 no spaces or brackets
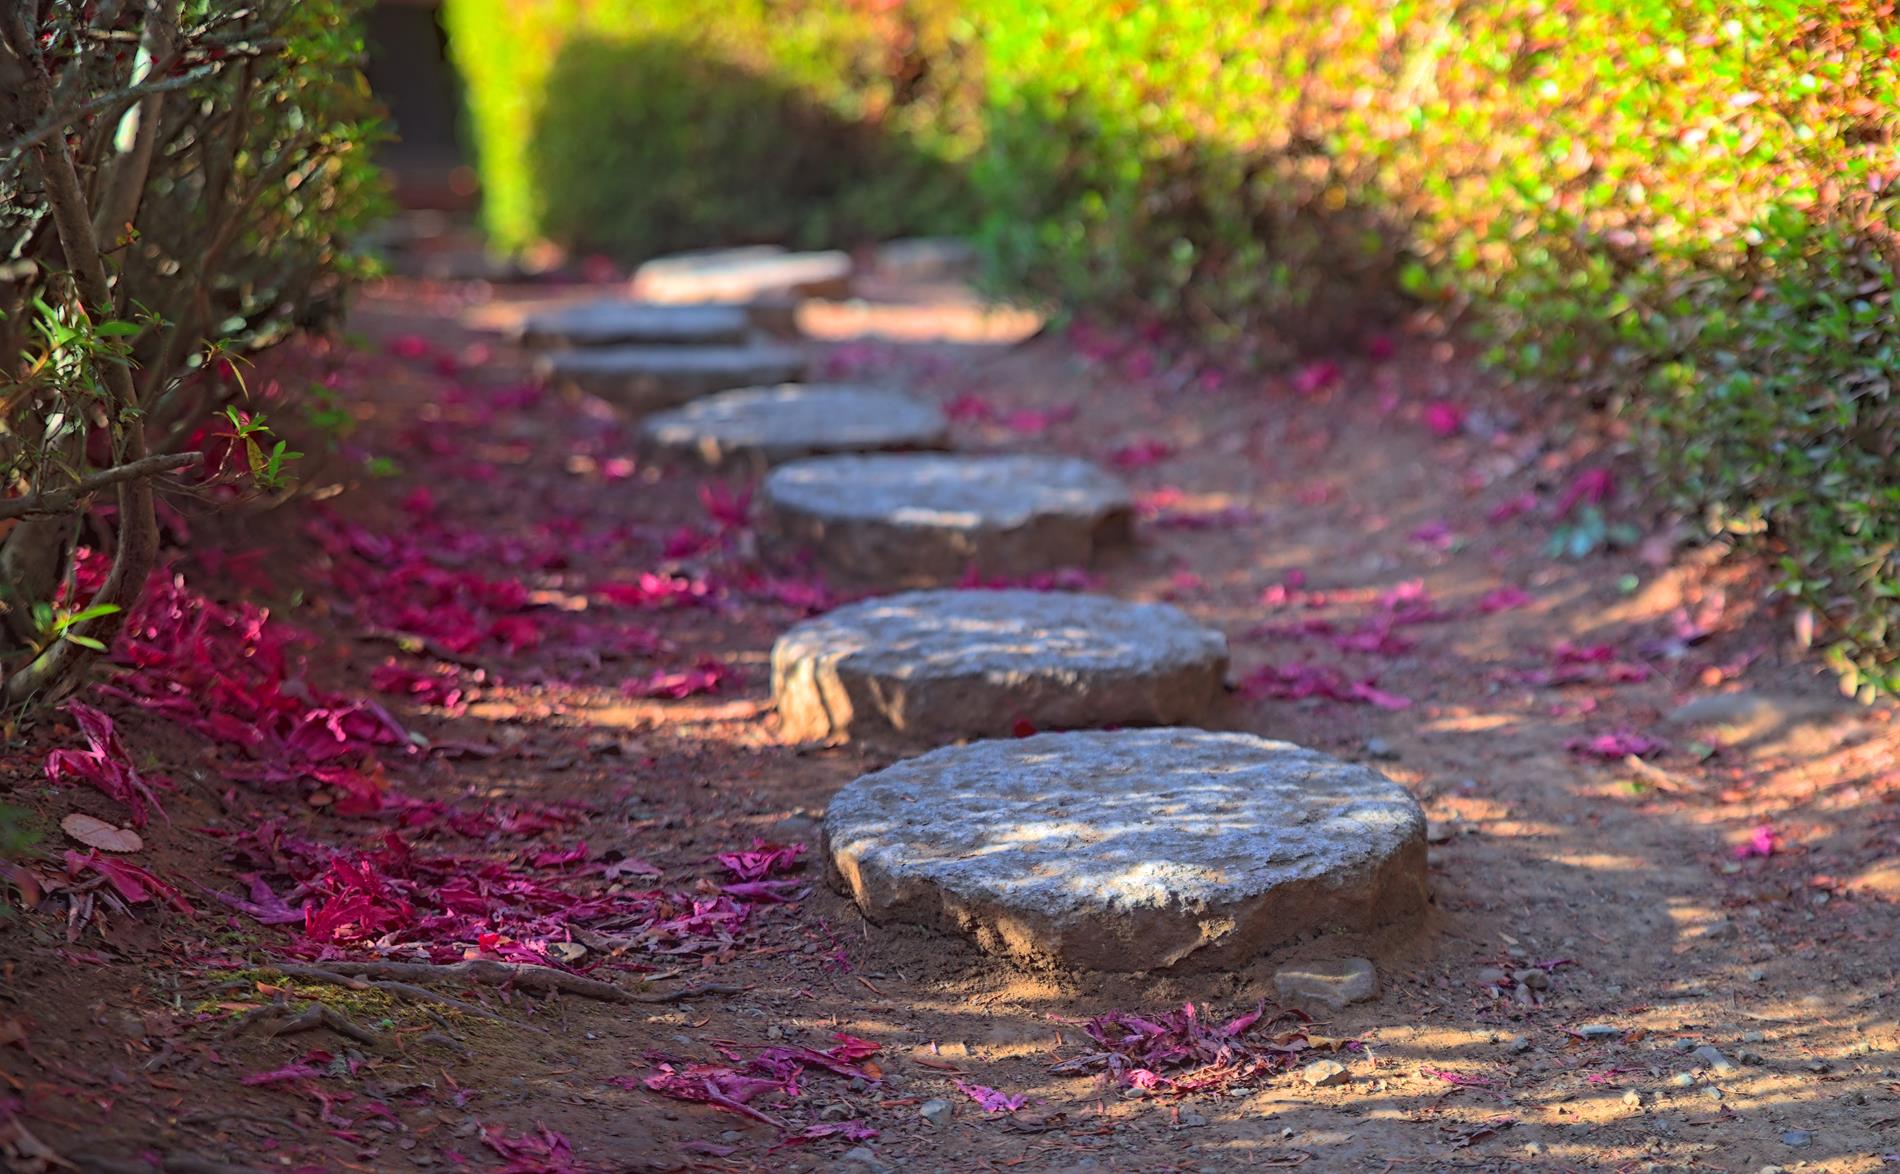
1477,586,1533,613
1423,401,1467,437
1565,729,1667,759
1109,440,1174,469
1556,467,1615,518
63,850,194,915
621,659,733,700
1734,824,1778,858
717,841,805,882
1291,360,1341,396
44,703,170,827
955,1080,1026,1113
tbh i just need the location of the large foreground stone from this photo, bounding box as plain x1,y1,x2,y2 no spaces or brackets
633,246,852,304
514,301,750,348
773,590,1226,745
536,345,808,414
761,454,1133,586
823,729,1429,971
642,385,949,469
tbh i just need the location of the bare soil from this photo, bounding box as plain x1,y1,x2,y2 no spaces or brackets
3,267,1898,1174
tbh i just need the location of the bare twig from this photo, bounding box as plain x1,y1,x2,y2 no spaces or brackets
279,959,743,1005
267,1002,381,1047
266,964,517,1025
0,452,200,520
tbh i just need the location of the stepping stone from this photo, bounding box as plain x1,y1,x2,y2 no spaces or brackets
772,589,1226,745
823,729,1429,971
642,384,949,469
632,246,852,304
536,345,808,414
761,454,1132,586
513,301,750,348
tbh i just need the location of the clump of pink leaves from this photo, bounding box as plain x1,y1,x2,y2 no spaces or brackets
1049,1002,1329,1094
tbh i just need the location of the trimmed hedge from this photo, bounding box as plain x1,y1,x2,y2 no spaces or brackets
443,0,980,258
446,1,1900,692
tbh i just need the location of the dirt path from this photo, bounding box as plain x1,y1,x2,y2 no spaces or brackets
3,269,1897,1174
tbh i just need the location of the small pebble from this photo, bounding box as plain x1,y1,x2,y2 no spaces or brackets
1669,1073,1696,1088
1476,968,1509,987
1741,1030,1766,1043
1508,1035,1532,1054
1174,1110,1209,1129
919,1099,952,1129
1692,1045,1737,1073
1671,1038,1698,1053
1622,1090,1643,1109
1301,1059,1349,1087
1577,1024,1620,1040
1780,1129,1814,1148
1514,968,1550,991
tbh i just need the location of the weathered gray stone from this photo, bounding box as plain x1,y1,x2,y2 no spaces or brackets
762,454,1133,586
1273,958,1380,1010
823,729,1430,971
772,589,1226,746
633,246,852,304
535,345,808,414
642,385,949,469
514,301,750,349
872,237,977,281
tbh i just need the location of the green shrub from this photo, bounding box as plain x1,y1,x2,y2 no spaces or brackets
443,0,1900,691
0,1,385,706
443,0,981,258
973,0,1900,693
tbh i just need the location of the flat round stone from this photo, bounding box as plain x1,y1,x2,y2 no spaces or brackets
642,385,949,468
536,345,808,414
633,247,852,304
823,729,1429,971
773,590,1226,745
514,301,749,348
761,454,1132,586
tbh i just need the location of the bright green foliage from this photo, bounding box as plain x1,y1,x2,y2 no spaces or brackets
971,2,1900,687
445,0,1900,690
442,0,981,257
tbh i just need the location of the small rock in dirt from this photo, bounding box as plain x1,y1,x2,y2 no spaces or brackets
821,1103,855,1121
1692,1046,1737,1073
1744,967,1767,982
1513,968,1550,991
1508,1035,1533,1054
1671,1038,1698,1052
1174,1110,1209,1129
1804,1059,1830,1073
1301,1059,1349,1087
1426,820,1456,844
1740,1030,1766,1043
1669,1073,1697,1088
1363,737,1399,760
1523,1142,1545,1157
1577,1024,1621,1040
1476,967,1510,987
1274,958,1379,1010
920,1099,953,1129
834,1146,890,1174
1622,1090,1643,1109
1780,1130,1814,1148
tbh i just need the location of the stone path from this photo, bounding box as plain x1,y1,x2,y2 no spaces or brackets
640,384,948,469
632,246,852,304
575,242,1433,979
822,729,1429,971
761,453,1133,585
513,301,750,349
534,344,808,414
772,589,1226,744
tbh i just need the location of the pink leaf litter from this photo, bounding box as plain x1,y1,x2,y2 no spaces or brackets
44,702,170,827
1734,824,1779,859
1566,729,1668,759
1556,467,1615,518
955,1080,1027,1113
1239,664,1412,710
621,659,734,699
1049,1002,1325,1094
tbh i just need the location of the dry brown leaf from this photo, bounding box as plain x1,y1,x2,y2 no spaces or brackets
59,813,142,853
